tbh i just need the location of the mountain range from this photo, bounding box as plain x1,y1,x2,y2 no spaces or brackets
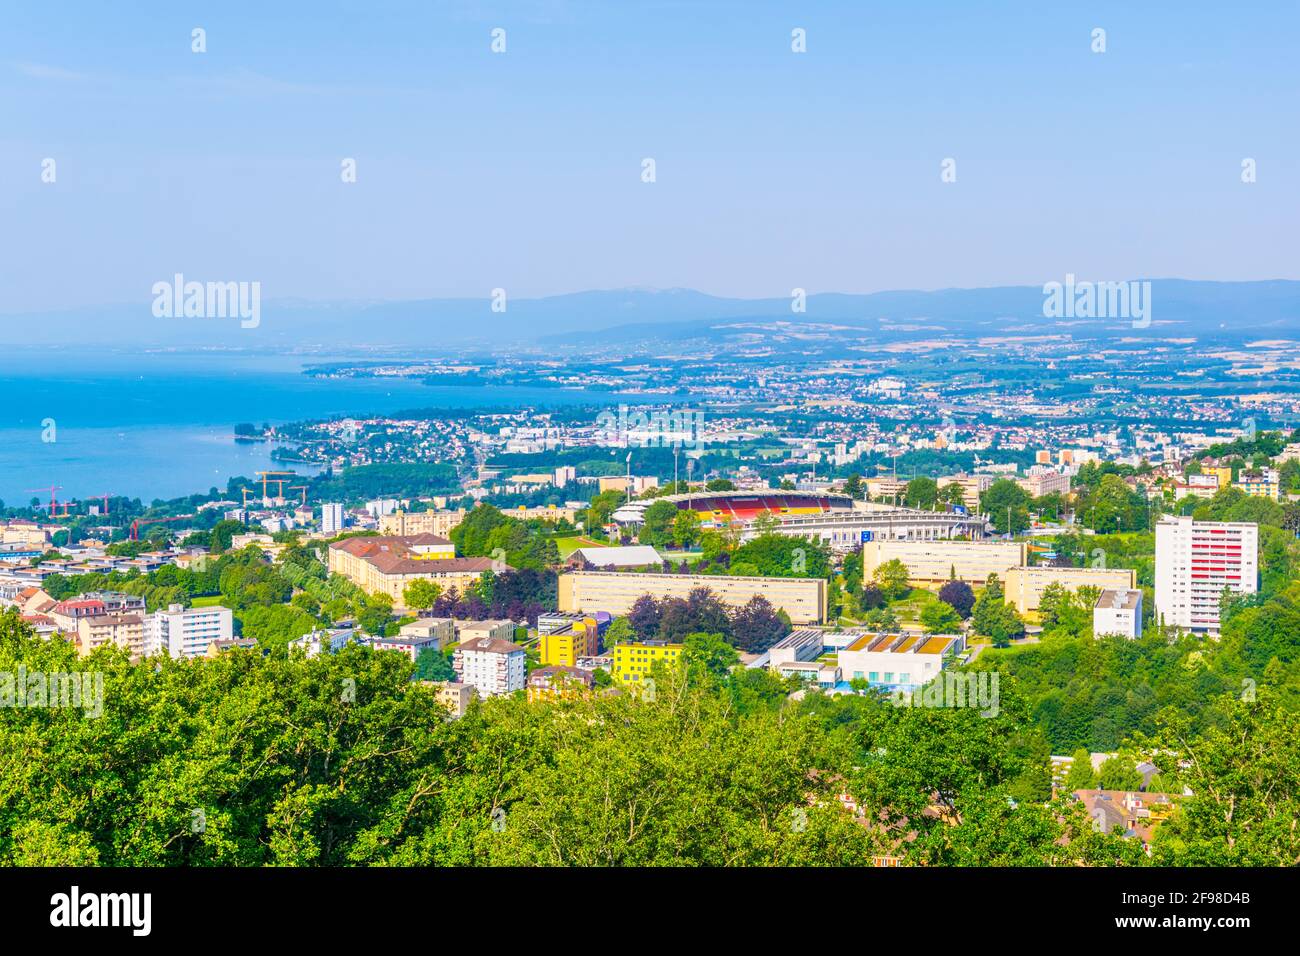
2,280,1297,351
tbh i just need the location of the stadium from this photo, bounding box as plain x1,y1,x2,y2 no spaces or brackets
660,489,854,528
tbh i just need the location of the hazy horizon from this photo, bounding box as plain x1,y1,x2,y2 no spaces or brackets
3,0,1297,316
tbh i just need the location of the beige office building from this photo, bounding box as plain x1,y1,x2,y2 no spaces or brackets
327,534,502,604
1003,565,1136,615
862,539,1027,586
380,510,466,537
937,474,995,511
557,570,828,625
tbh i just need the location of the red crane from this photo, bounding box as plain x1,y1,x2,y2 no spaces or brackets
94,493,114,515
128,515,191,541
25,485,63,518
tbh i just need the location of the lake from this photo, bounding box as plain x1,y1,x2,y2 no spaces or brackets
0,349,623,504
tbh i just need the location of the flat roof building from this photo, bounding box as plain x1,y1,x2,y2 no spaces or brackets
1093,588,1143,639
557,570,828,625
1003,565,1137,615
862,539,1027,586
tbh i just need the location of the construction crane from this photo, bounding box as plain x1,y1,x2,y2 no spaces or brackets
25,485,63,518
255,470,297,505
93,493,114,515
128,515,191,541
240,487,258,507
288,485,309,507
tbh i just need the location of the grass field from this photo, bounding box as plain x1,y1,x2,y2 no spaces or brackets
191,595,224,607
555,536,608,559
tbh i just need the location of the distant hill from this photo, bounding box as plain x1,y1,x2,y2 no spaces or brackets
1,280,1296,349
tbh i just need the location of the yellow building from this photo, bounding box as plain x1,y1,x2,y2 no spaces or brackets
1205,465,1234,490
1233,469,1280,501
558,570,828,625
1003,565,1137,615
612,641,683,685
540,617,600,667
525,666,595,701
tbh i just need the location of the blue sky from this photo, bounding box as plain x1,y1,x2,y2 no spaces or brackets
1,0,1296,311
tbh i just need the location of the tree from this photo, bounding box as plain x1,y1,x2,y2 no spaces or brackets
403,579,443,611
981,479,1032,535
859,583,886,611
938,483,968,507
873,559,911,601
670,510,701,549
682,632,740,680
904,476,939,510
938,580,975,618
628,595,661,640
1063,748,1097,790
971,575,1025,644
209,519,245,554
356,594,394,636
731,595,789,653
1096,756,1143,792
863,606,900,631
843,472,864,500
603,616,635,645
638,500,678,548
705,478,735,492
414,648,455,681
920,601,962,635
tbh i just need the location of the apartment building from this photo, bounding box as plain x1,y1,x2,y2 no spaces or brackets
557,570,828,625
1015,470,1071,498
455,619,518,644
424,681,477,718
1155,516,1258,634
321,502,345,536
862,539,1027,586
1233,468,1280,501
598,475,659,496
1093,588,1143,639
379,509,465,538
865,477,908,502
48,592,147,633
1003,565,1137,615
539,616,601,668
76,613,145,661
143,602,234,659
398,617,456,652
327,534,501,603
938,473,995,511
453,636,527,697
612,640,683,685
526,665,595,701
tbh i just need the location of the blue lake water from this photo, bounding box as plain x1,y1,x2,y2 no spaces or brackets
0,350,624,504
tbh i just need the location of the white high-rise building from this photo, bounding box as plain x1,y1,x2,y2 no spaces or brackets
1155,516,1258,634
453,636,526,697
143,603,234,659
321,502,345,536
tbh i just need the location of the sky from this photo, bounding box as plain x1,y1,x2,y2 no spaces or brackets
1,0,1297,313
